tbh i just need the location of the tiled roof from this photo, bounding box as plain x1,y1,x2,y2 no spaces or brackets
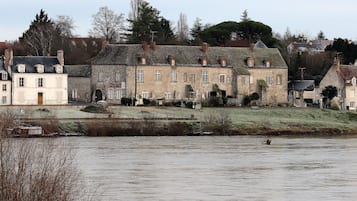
339,65,357,80
65,65,91,77
11,56,62,73
92,44,287,73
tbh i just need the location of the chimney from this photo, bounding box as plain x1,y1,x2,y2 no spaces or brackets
150,41,157,51
57,50,64,66
335,53,341,72
202,42,209,53
4,48,13,72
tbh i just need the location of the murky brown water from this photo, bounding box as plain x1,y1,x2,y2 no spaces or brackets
59,136,357,201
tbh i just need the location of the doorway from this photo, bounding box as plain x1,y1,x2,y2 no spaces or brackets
38,92,43,105
95,89,103,102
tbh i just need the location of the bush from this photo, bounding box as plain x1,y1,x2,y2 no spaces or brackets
81,104,107,113
243,95,251,106
143,98,151,106
121,97,136,106
185,101,194,109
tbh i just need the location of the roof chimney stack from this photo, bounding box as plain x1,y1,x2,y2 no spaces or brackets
57,50,64,66
202,42,209,53
4,48,13,72
150,41,157,51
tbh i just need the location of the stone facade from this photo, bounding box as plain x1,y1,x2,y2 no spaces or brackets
319,62,357,110
92,44,288,105
65,65,91,103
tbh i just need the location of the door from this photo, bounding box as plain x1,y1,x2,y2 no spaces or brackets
38,92,43,105
95,90,103,102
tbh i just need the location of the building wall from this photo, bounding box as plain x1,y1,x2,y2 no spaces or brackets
344,85,357,109
126,65,234,101
12,73,68,105
246,68,288,104
0,80,11,105
91,64,126,104
68,77,91,103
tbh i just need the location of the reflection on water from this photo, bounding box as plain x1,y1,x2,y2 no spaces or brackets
58,136,357,201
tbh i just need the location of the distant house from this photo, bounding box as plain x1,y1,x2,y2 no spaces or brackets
319,60,357,110
0,57,11,105
3,49,68,105
287,39,333,55
91,43,288,105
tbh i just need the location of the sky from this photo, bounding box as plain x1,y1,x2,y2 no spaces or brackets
1,0,357,42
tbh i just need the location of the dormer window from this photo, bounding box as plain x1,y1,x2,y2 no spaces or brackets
1,72,8,80
199,56,208,66
54,64,63,74
35,64,44,73
137,56,146,65
264,60,271,67
17,64,25,73
167,55,176,66
246,57,255,67
218,56,227,67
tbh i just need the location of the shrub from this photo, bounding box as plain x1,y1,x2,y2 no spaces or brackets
243,95,251,106
81,104,107,113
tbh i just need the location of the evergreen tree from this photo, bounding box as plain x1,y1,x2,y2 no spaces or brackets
127,1,174,44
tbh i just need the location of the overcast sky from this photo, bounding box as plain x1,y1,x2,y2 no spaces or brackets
1,0,356,42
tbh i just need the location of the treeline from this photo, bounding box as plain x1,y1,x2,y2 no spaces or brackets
2,0,356,83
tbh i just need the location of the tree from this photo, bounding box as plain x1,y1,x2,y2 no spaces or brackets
127,1,174,43
55,15,75,37
176,13,189,42
21,9,60,56
89,6,124,43
240,9,250,22
129,0,144,21
199,20,277,47
321,85,338,108
190,18,203,45
325,38,357,64
317,31,325,40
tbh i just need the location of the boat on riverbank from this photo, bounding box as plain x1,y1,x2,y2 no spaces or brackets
8,126,59,137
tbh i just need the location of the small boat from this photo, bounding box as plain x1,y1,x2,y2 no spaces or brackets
9,126,58,137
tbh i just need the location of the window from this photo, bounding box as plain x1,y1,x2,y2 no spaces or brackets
1,72,7,80
1,96,6,104
99,72,104,82
137,70,144,82
190,74,196,83
155,70,161,81
165,92,171,100
72,88,78,99
183,73,188,82
202,71,208,83
108,88,114,99
249,75,254,84
115,88,122,99
115,72,121,82
350,101,355,108
219,74,226,84
276,75,282,85
19,77,24,87
38,78,44,87
2,84,6,92
266,76,273,85
171,70,177,82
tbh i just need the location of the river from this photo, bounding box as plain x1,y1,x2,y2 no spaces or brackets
57,136,357,201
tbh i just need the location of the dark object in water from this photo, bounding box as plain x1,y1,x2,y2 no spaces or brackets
266,139,271,145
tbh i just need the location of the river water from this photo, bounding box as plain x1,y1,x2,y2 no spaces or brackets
58,136,357,201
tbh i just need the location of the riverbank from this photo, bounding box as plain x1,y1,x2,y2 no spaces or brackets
3,105,357,136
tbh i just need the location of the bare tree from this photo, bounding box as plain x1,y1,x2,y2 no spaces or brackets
129,0,144,21
176,13,189,42
55,15,75,37
89,6,124,43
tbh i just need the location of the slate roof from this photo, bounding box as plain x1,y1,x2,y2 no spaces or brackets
11,56,63,73
92,44,287,75
0,57,5,71
289,80,315,91
339,65,357,80
64,65,91,77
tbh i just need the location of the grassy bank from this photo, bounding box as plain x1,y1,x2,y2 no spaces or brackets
4,106,357,136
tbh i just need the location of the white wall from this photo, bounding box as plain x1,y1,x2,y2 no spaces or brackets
12,73,68,105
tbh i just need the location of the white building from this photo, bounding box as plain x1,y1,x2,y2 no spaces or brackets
4,49,68,105
0,57,11,105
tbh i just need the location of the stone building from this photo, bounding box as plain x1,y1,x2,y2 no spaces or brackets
91,43,288,105
319,60,357,110
65,65,91,103
0,57,11,105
